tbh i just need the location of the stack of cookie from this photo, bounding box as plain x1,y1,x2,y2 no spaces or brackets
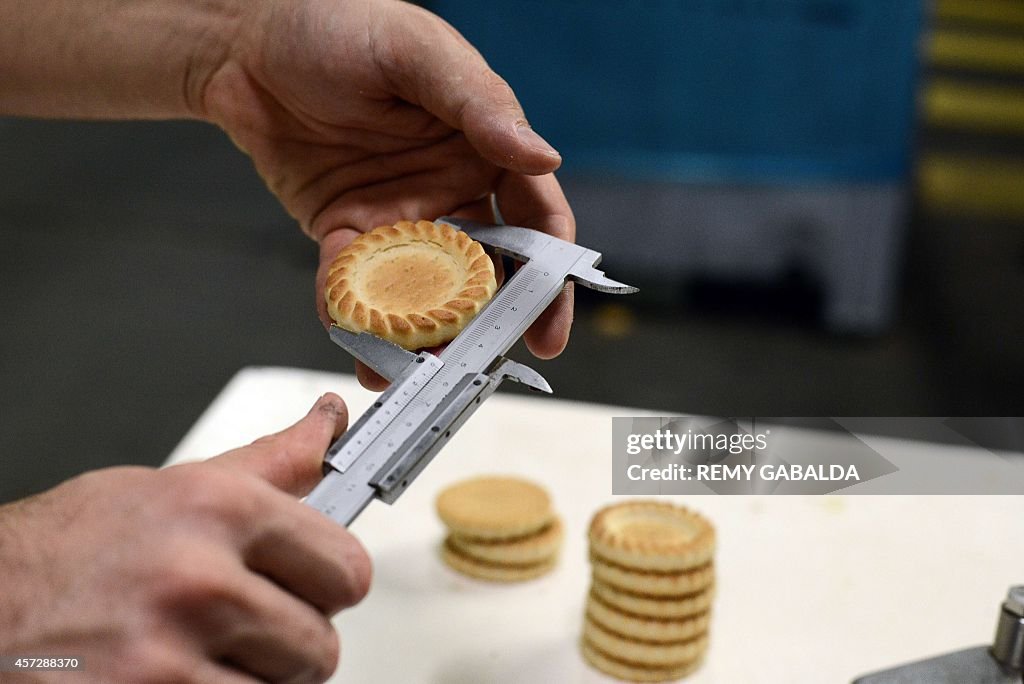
582,501,716,682
436,476,563,582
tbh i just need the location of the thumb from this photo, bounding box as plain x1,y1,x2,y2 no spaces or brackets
384,6,562,175
211,393,348,497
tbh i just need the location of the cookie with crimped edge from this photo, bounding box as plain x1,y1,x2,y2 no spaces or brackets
324,219,497,350
440,538,556,582
583,617,708,667
592,579,716,620
589,501,715,572
436,476,554,540
591,557,715,597
586,592,710,643
449,517,563,565
581,639,704,683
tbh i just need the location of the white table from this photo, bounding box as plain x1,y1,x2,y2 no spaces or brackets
165,367,1024,683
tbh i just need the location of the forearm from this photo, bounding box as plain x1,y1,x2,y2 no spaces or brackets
0,0,244,119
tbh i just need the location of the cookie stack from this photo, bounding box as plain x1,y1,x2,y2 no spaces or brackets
436,476,563,582
582,501,716,682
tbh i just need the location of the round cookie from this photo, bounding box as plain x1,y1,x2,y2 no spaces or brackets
591,557,715,597
449,518,563,565
324,220,497,349
440,538,556,582
592,579,715,619
582,617,708,667
586,592,710,642
436,476,554,540
581,640,704,683
589,501,715,572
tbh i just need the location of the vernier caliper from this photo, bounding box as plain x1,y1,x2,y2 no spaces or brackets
305,218,637,526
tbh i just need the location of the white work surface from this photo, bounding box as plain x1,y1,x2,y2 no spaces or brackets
166,367,1023,683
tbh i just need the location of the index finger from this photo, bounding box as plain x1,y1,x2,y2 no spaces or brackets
495,172,576,359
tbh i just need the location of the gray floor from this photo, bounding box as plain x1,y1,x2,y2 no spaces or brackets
1,117,1022,503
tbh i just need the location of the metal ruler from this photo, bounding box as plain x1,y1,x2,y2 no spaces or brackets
305,218,636,526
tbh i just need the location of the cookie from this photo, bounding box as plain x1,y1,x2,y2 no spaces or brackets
581,639,704,683
586,592,710,643
440,538,556,582
448,518,563,565
589,501,715,572
591,557,715,597
324,220,497,349
436,476,554,540
591,580,715,619
582,617,708,667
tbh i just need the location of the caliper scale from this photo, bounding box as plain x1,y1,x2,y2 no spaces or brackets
305,218,637,526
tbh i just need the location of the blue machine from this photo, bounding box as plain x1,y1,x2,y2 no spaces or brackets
427,0,925,332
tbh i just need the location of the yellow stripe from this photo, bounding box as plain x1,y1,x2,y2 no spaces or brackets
928,31,1024,73
935,0,1024,29
924,80,1024,135
919,155,1024,217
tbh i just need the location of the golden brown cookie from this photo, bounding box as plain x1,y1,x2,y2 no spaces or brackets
580,639,705,683
448,518,564,565
591,580,715,619
586,592,710,643
440,538,556,582
324,220,497,349
589,501,715,572
436,476,554,540
582,617,708,667
591,557,715,597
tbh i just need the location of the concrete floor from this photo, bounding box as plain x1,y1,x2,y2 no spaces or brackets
1,117,1022,503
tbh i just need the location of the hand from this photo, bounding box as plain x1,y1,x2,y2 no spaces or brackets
198,0,576,388
0,394,370,683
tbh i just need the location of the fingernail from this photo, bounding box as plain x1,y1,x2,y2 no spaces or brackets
312,393,344,419
310,394,332,414
516,124,560,158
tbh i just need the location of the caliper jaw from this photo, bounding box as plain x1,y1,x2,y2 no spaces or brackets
491,357,552,394
330,325,551,395
439,217,638,295
329,326,418,383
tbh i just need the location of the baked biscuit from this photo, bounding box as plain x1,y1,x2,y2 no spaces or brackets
440,538,556,582
324,220,497,349
583,618,708,667
448,518,564,565
591,580,715,619
436,476,554,540
580,640,704,683
591,557,715,597
586,592,710,642
589,501,715,572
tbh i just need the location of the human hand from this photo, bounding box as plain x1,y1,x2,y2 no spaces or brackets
197,0,575,388
0,394,370,683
